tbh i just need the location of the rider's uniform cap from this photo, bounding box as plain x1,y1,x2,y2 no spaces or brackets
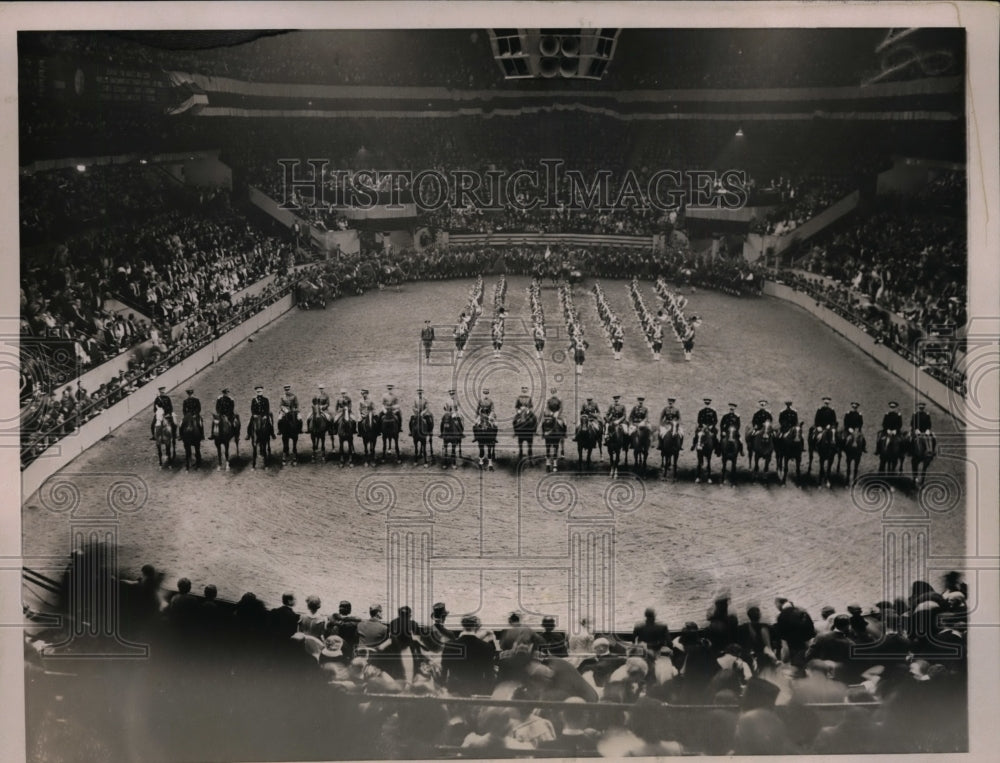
667,398,676,403
416,389,423,394
222,388,230,394
637,396,645,402
703,398,712,404
759,400,767,406
447,389,455,395
822,396,831,402
729,403,737,408
361,388,369,394
158,386,166,392
851,401,860,407
424,320,430,323
550,387,558,393
521,386,528,392
888,401,898,408
284,385,291,390
387,384,394,389
917,402,926,407
785,400,793,405
254,385,263,391
482,389,490,394
586,396,593,400
186,389,194,394
613,395,621,400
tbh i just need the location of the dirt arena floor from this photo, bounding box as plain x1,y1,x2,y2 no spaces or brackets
22,276,967,630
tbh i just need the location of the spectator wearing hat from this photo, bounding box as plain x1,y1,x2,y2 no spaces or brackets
500,612,545,651
773,598,816,667
318,635,352,680
537,615,568,658
427,601,457,650
633,607,669,657
805,613,856,664
441,614,497,696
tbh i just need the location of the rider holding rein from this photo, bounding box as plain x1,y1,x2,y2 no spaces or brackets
696,398,718,434
877,400,903,456
249,385,275,439
720,403,743,455
476,388,496,425
606,394,627,429
751,400,772,433
515,386,534,413
151,385,176,441
813,396,838,431
214,387,237,438
545,387,563,423
659,397,681,431
629,396,650,433
182,389,204,441
911,401,936,453
382,384,401,427
280,384,301,428
778,400,798,433
357,388,375,420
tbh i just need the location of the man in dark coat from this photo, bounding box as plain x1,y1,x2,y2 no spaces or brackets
441,614,496,696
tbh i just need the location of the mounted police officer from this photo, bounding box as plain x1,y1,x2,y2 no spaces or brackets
214,387,237,439
311,384,332,427
333,387,353,427
476,388,496,425
696,397,718,434
813,396,838,431
150,385,176,440
778,400,798,433
545,387,563,423
412,388,430,417
606,394,627,430
515,386,534,413
877,401,903,456
910,401,936,452
580,396,601,433
280,384,301,432
249,385,275,440
182,388,204,441
629,396,650,434
751,400,773,433
357,388,375,422
420,320,435,360
659,397,681,434
841,400,867,452
719,402,743,455
382,384,402,428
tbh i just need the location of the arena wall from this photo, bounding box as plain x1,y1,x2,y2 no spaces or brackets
22,293,296,500
764,281,961,423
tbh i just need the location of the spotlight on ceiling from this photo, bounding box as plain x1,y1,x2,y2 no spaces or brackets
735,128,744,138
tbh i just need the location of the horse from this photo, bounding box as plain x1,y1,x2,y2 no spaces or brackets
808,426,839,488
606,421,629,478
630,424,651,474
277,408,302,466
334,414,356,467
513,408,538,461
746,423,777,480
840,428,866,486
776,423,804,485
307,405,333,463
657,421,684,480
439,412,464,469
211,413,240,471
541,414,566,472
575,416,603,470
179,412,203,470
717,426,741,485
409,410,435,467
691,426,716,484
910,431,936,486
153,408,175,468
248,413,271,470
876,429,906,475
357,411,380,466
472,413,498,470
379,410,401,463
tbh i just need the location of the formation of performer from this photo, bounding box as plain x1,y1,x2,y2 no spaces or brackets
491,276,508,358
528,279,546,359
627,279,661,359
655,277,701,361
593,282,625,361
453,276,484,359
557,282,587,374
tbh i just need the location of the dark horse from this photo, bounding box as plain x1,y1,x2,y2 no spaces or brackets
472,413,498,470
808,426,839,488
691,426,716,484
248,413,271,470
211,412,240,471
307,405,333,463
541,414,567,472
153,408,175,468
409,410,435,466
335,415,356,467
840,428,866,486
630,425,651,474
513,408,538,461
575,415,603,470
657,421,684,480
606,421,629,478
278,408,301,466
379,410,402,463
746,423,777,480
179,412,203,470
910,431,935,486
877,429,906,476
776,423,804,485
357,411,379,466
439,411,464,468
717,426,741,485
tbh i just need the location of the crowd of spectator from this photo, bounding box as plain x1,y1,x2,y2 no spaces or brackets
25,550,969,758
750,175,857,236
